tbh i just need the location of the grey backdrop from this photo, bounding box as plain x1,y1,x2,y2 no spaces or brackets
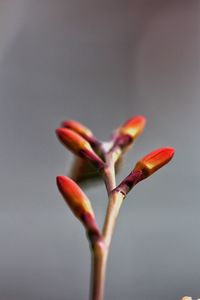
0,1,200,300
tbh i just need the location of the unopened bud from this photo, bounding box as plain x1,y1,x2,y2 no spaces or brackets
134,147,175,178
56,176,96,228
118,115,146,141
115,147,174,196
110,116,146,160
61,120,93,140
56,128,104,168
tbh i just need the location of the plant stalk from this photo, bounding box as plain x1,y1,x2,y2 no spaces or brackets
102,190,124,248
90,241,108,300
90,153,125,300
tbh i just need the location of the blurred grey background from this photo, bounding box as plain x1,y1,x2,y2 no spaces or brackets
0,1,200,299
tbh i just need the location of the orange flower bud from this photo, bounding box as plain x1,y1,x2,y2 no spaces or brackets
56,175,94,222
118,115,146,141
61,120,93,140
110,116,146,157
115,147,174,196
134,147,175,177
56,128,104,168
56,128,91,154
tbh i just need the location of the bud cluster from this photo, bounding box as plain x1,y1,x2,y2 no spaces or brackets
55,116,175,300
56,116,175,227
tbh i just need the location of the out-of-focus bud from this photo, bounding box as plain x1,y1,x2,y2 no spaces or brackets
181,297,192,300
70,154,123,187
133,147,175,178
61,120,93,140
56,128,104,168
56,176,96,228
117,115,146,142
70,157,100,184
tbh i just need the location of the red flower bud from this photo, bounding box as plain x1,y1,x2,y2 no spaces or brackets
110,116,146,157
56,128,104,168
134,147,175,177
118,115,146,141
56,176,95,224
61,120,93,141
115,147,174,196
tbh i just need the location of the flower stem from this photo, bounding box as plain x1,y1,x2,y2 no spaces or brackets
90,152,125,300
90,241,108,300
102,152,125,248
102,190,124,248
102,157,116,193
